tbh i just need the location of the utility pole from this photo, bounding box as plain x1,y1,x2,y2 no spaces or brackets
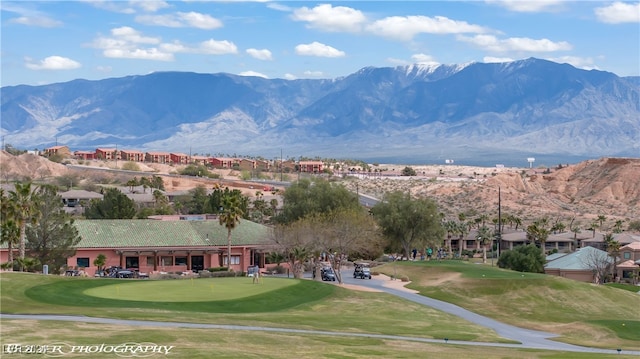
497,186,501,259
280,148,283,182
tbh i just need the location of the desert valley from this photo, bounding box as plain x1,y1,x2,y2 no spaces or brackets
1,150,638,232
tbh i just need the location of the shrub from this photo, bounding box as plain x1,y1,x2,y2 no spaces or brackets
497,245,545,273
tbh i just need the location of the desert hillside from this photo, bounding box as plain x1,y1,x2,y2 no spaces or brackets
1,151,637,229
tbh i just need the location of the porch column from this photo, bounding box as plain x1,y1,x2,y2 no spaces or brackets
187,251,192,270
153,250,158,271
119,251,124,268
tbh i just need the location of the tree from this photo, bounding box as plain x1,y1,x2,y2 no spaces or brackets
301,208,383,283
272,221,312,279
476,225,493,264
370,191,444,260
93,253,107,273
25,185,81,274
8,182,40,271
219,193,244,270
400,166,416,176
275,179,359,224
85,188,136,219
497,245,545,273
526,218,550,254
603,233,621,281
0,188,20,270
580,247,613,284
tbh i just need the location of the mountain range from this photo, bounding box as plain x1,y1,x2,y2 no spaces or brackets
2,58,639,166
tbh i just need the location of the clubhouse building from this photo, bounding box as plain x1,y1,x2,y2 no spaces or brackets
0,216,275,276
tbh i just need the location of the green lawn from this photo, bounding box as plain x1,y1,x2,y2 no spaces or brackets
84,276,296,302
2,262,639,358
375,260,640,349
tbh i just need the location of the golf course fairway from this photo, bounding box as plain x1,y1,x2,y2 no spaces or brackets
83,277,296,301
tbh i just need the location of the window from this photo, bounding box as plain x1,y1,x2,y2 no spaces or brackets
223,256,240,265
125,257,139,268
623,252,631,259
175,257,187,266
161,256,173,266
147,256,155,266
77,258,89,268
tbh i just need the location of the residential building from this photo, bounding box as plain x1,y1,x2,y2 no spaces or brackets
120,149,145,162
544,246,613,283
210,157,237,169
74,150,96,160
170,152,190,165
299,160,323,173
145,151,171,164
96,148,119,161
44,145,71,158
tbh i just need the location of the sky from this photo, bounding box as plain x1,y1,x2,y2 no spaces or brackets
1,0,639,87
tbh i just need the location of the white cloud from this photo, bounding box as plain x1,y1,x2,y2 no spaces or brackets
10,16,62,27
547,56,599,71
366,15,489,41
129,0,170,13
103,48,174,61
295,42,345,57
485,0,565,12
25,56,81,70
303,70,324,77
595,2,640,24
267,3,291,12
91,26,173,61
458,34,572,52
136,12,223,29
238,71,268,78
411,54,440,66
111,26,161,44
283,73,297,80
2,3,63,27
291,4,367,32
200,39,238,55
246,48,273,60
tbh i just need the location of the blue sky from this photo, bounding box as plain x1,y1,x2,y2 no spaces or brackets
1,1,639,87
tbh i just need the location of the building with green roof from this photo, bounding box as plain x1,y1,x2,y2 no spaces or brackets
65,218,274,275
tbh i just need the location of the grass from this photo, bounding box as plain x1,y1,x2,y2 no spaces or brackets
1,273,506,342
3,319,632,359
83,277,295,302
2,262,639,358
376,260,640,349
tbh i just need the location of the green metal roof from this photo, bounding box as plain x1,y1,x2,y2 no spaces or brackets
73,219,273,249
544,246,612,270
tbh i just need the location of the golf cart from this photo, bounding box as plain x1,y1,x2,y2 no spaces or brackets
353,262,371,279
313,265,337,281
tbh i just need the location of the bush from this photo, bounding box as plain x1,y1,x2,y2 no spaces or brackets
121,161,141,171
497,245,545,273
208,267,229,272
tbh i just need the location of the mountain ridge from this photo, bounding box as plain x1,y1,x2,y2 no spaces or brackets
1,58,638,166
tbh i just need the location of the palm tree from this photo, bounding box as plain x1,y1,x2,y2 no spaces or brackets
218,194,244,271
456,220,469,258
0,189,20,270
8,182,39,271
597,214,607,229
613,220,624,234
603,233,621,281
476,226,493,264
512,216,523,230
527,218,550,254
